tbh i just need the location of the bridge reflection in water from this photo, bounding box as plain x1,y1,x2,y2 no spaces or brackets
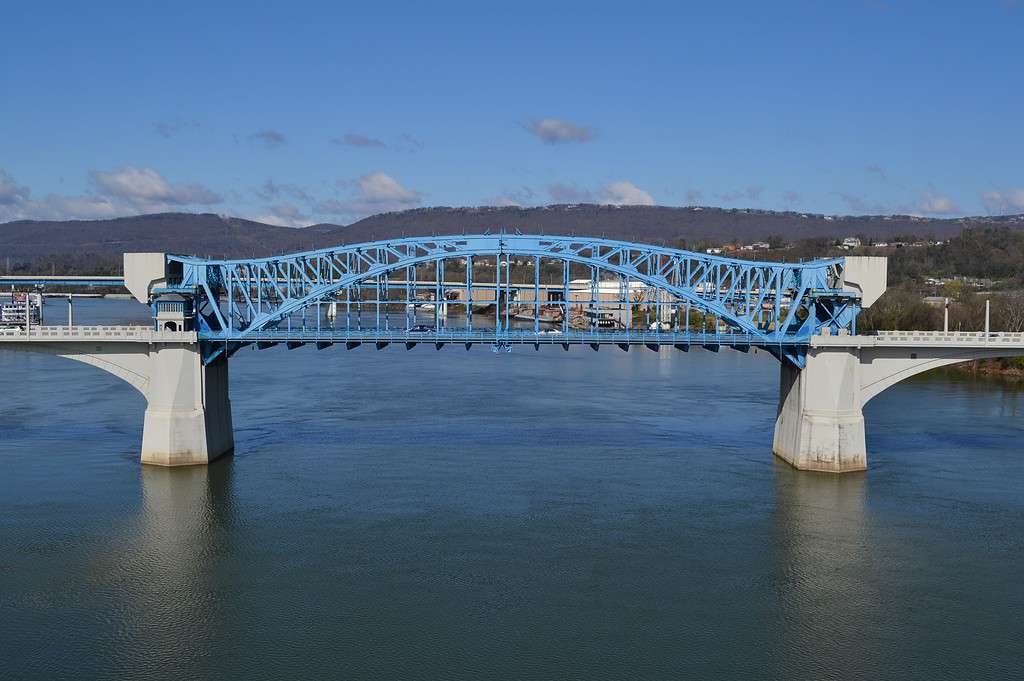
769,460,869,676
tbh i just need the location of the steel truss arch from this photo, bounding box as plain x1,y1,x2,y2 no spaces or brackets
160,234,858,362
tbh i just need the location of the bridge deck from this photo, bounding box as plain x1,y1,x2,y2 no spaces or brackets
4,326,1023,352
232,329,783,348
0,325,785,348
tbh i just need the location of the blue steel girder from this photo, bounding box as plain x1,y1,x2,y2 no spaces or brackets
163,235,850,353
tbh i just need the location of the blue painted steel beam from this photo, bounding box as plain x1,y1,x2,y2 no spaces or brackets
154,234,855,366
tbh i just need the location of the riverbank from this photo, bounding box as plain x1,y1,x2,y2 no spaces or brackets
949,357,1024,380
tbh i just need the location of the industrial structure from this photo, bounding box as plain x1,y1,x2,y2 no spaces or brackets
3,234,1021,473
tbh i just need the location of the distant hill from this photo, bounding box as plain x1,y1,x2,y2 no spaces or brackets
0,212,325,260
333,205,1024,246
3,206,1024,270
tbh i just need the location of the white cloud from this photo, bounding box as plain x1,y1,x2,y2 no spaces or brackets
980,189,1024,214
915,190,959,215
314,172,422,217
0,170,31,206
357,172,420,203
251,203,313,228
485,186,535,207
524,117,594,144
90,166,221,207
546,180,654,206
39,194,121,219
0,166,222,222
598,181,655,206
547,182,592,203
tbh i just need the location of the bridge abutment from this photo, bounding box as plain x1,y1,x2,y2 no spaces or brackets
773,346,867,473
141,346,233,466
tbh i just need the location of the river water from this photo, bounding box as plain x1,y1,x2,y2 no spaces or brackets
1,299,1022,680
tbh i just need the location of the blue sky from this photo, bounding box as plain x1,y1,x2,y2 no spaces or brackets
1,0,1022,225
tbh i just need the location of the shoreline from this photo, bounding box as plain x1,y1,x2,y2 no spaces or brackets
945,358,1024,381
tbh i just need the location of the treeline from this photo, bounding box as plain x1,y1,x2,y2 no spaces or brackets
781,227,1024,285
883,228,1024,284
2,253,122,276
858,286,1024,333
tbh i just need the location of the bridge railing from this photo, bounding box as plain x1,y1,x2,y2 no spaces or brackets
0,325,196,343
873,330,1024,343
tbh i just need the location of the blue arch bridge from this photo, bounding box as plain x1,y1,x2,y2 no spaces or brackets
4,234,1022,473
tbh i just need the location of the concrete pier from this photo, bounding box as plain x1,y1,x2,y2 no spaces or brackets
141,348,233,466
773,347,867,473
772,330,1024,472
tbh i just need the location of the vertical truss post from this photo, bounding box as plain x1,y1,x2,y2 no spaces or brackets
467,254,473,333
532,255,539,335
504,253,510,338
562,259,569,335
625,275,631,337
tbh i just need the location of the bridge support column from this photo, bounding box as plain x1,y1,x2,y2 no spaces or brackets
773,346,866,473
141,346,233,466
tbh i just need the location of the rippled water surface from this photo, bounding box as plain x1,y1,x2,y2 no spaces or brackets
1,299,1022,680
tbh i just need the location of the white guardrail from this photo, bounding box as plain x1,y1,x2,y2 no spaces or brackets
0,325,196,343
874,330,1024,344
814,330,1024,347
